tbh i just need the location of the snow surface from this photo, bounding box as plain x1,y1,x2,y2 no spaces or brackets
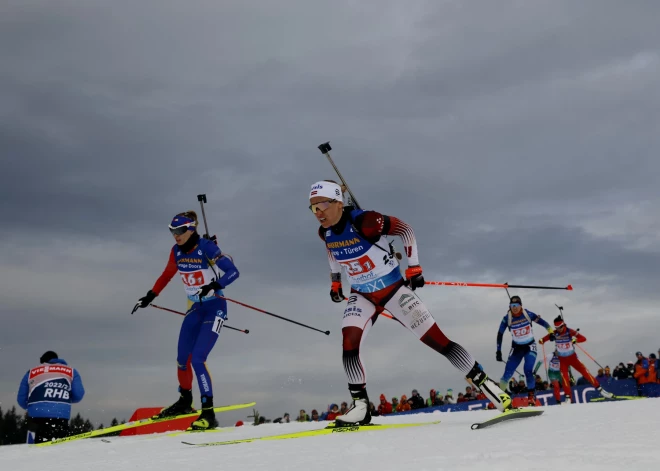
2,399,658,471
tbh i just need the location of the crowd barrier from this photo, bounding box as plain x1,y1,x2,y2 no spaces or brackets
391,379,651,416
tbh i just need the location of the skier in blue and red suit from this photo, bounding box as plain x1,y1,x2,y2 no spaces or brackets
132,210,239,429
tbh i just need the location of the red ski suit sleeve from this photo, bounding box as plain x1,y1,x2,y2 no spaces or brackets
569,329,587,343
151,249,178,295
356,211,420,266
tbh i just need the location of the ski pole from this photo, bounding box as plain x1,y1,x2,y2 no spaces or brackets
213,295,331,336
542,343,549,381
149,304,250,334
497,359,524,379
575,343,605,370
533,360,542,375
342,297,395,320
425,281,573,290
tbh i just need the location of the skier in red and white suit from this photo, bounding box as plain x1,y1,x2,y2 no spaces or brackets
539,316,612,404
309,180,512,425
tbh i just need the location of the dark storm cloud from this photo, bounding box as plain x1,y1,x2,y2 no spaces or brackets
1,0,659,426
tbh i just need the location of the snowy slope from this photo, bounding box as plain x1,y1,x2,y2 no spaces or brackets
2,399,657,471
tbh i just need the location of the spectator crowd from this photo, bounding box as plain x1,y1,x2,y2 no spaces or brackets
269,348,660,424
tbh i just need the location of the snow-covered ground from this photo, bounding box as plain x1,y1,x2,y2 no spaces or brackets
2,399,657,471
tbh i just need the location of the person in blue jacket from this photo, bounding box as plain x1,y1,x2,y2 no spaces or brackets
496,295,554,406
17,351,85,443
131,211,240,430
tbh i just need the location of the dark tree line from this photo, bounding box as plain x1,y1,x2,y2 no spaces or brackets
0,406,124,446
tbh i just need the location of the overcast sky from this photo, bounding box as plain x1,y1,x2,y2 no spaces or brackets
1,0,659,427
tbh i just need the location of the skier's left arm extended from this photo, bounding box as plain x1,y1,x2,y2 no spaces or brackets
528,311,554,333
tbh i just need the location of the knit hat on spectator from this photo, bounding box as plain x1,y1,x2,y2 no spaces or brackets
380,394,386,401
446,389,453,397
40,351,58,364
636,351,643,356
650,353,657,359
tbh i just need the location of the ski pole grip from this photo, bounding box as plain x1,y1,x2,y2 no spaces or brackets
318,142,332,154
197,194,207,203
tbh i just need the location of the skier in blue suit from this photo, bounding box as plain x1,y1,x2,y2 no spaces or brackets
496,295,554,406
17,351,85,443
132,211,239,429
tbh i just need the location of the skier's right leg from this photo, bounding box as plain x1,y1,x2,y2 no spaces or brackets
384,285,511,412
158,308,202,418
559,357,573,403
334,293,378,426
522,347,539,405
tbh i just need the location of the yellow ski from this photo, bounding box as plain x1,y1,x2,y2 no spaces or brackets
471,407,544,430
167,427,231,437
182,420,441,447
590,395,645,402
33,402,256,447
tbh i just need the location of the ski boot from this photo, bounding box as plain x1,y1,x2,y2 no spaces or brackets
527,389,537,406
466,362,512,412
597,387,614,399
155,388,194,419
334,386,371,426
190,395,218,430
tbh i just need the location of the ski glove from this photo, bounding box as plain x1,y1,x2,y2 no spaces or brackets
196,281,223,301
131,290,157,314
496,351,503,362
571,337,577,344
548,333,556,342
330,281,344,303
405,265,425,291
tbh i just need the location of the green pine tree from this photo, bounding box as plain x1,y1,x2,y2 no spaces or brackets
69,413,85,435
2,407,21,445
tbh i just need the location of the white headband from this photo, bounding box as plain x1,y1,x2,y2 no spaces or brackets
309,181,342,201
